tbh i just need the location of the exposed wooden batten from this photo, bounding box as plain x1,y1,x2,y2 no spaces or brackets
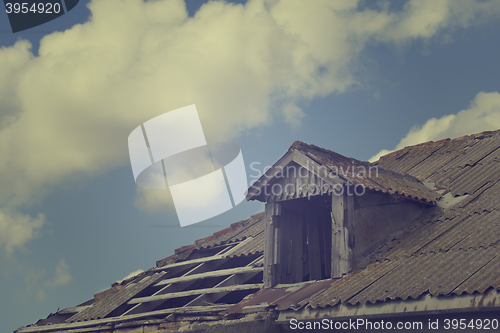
154,266,262,286
153,255,226,271
128,284,263,304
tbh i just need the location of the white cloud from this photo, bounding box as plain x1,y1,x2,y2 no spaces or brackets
135,187,174,213
116,269,144,284
0,209,44,256
48,258,73,288
369,91,500,162
369,149,394,163
0,0,500,242
21,258,72,302
23,266,45,298
282,103,305,128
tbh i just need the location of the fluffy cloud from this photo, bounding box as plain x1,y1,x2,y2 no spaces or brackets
48,258,73,288
1,0,500,252
23,258,73,301
0,209,44,256
116,269,145,284
369,92,500,161
282,103,305,129
134,188,173,213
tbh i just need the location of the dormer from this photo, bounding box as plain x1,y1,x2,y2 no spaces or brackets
246,142,441,287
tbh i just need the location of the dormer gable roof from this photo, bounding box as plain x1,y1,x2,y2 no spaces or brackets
246,141,441,205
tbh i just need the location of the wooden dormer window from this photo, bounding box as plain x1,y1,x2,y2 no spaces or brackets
247,142,441,287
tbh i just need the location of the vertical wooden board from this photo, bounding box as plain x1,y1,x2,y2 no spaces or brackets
302,213,311,281
286,208,295,282
302,213,308,281
290,211,304,282
331,192,345,278
306,215,322,281
264,202,275,288
340,227,350,274
315,172,321,194
286,209,296,283
280,208,292,283
274,202,282,217
272,214,281,286
331,231,342,278
318,215,326,277
343,194,354,274
275,177,283,201
298,212,305,281
323,214,332,278
331,192,345,228
296,172,303,198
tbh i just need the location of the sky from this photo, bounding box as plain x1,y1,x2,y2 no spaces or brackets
1,0,500,331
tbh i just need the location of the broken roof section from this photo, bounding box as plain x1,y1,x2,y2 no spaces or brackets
17,213,266,333
15,129,500,333
246,141,441,205
156,212,265,267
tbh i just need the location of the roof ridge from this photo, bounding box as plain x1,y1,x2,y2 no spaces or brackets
290,141,360,164
379,128,500,161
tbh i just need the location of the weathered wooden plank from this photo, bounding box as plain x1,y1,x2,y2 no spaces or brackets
292,151,344,188
306,215,322,281
323,214,332,278
290,211,304,283
331,190,354,278
273,202,282,288
17,305,233,333
246,151,294,200
331,192,345,278
172,256,264,313
129,284,263,304
127,246,237,316
154,255,226,271
273,214,281,287
281,208,292,283
296,168,305,199
155,266,262,286
176,315,223,322
299,213,306,282
188,271,262,306
124,263,206,316
302,213,309,280
343,193,354,274
318,214,326,278
264,201,275,288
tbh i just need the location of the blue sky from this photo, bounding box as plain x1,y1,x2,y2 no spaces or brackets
1,0,500,331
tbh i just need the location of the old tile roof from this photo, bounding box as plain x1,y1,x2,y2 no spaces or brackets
234,129,500,311
16,129,500,332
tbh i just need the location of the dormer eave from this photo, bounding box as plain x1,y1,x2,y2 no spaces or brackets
246,143,441,205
